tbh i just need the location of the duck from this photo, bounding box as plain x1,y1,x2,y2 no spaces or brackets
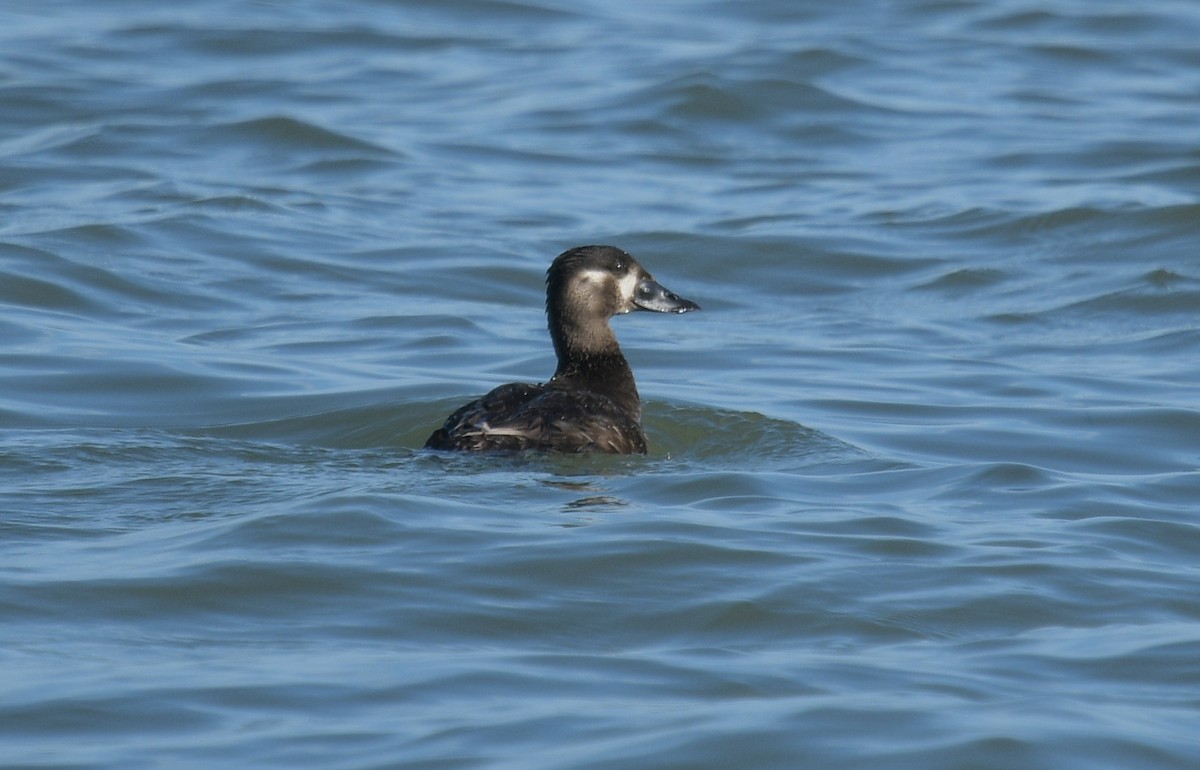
424,245,700,453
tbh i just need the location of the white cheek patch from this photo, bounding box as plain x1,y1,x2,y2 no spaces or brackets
574,268,641,313
578,268,610,285
616,271,640,302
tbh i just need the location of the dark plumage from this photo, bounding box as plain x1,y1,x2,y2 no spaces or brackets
424,245,699,453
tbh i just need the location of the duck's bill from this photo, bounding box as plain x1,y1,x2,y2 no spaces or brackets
632,278,700,313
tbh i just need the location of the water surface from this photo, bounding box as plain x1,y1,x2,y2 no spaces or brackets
2,1,1199,768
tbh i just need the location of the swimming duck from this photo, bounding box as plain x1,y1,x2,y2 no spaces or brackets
424,245,699,453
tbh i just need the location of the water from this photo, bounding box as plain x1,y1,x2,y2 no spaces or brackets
3,0,1199,767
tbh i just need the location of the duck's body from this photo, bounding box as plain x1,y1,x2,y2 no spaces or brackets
424,379,647,454
424,245,699,454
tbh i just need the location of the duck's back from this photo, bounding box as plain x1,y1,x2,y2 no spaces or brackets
424,382,647,454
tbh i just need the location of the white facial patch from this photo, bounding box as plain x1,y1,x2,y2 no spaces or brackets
573,266,641,314
616,270,640,303
576,267,613,286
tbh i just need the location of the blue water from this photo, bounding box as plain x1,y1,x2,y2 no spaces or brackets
3,1,1200,768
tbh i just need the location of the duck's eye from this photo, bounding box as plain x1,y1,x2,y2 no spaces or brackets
614,259,624,271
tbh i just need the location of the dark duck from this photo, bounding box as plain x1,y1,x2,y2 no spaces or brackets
425,245,699,453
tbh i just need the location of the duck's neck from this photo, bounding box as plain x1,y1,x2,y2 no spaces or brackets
548,319,640,413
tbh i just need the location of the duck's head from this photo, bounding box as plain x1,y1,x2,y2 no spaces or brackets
546,245,700,325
